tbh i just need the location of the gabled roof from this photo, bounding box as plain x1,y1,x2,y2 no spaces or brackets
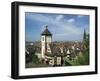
41,26,52,36
45,43,67,57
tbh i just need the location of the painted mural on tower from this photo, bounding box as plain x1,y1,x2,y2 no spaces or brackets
25,12,89,68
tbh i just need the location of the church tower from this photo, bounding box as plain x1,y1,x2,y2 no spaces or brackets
83,29,86,41
41,26,52,59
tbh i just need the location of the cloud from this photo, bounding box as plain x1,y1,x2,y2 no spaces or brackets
26,13,54,23
67,18,75,23
26,12,89,41
55,15,64,22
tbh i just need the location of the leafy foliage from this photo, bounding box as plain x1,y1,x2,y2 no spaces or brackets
32,54,40,64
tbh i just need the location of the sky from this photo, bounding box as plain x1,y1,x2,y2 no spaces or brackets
25,12,89,42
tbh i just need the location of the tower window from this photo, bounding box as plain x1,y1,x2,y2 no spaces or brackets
42,37,44,41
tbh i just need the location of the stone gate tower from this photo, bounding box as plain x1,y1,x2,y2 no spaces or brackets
41,26,52,59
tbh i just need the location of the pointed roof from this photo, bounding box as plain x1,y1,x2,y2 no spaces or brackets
41,25,52,36
83,29,86,39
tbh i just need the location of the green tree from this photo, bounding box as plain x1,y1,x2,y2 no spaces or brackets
74,33,89,65
32,54,39,64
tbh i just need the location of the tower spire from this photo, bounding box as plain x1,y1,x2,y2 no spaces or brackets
83,29,86,40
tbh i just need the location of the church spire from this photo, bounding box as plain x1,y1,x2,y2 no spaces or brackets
83,29,86,40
